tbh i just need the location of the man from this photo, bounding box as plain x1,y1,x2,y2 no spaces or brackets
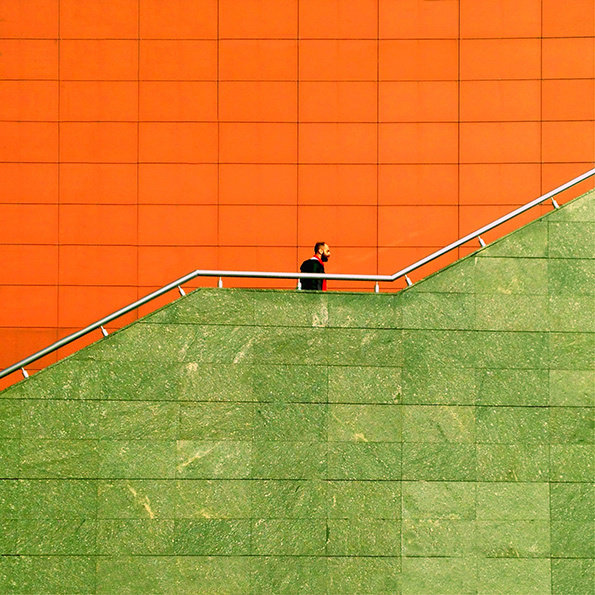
299,242,331,291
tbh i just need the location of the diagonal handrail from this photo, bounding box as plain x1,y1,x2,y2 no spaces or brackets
1,167,593,381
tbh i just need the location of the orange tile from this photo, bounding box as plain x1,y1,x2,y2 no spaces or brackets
379,0,459,39
378,247,458,283
140,0,217,39
0,329,59,380
380,40,458,82
138,246,217,286
460,39,541,81
219,123,297,163
219,205,297,246
0,82,58,121
59,245,137,285
543,80,595,121
140,40,217,80
459,123,541,164
380,82,458,122
298,164,377,206
299,82,377,123
0,286,58,327
218,246,298,277
460,0,541,38
459,164,541,206
459,205,536,241
219,82,297,122
60,0,137,38
543,121,595,164
461,81,541,122
378,205,459,248
140,82,217,121
59,205,137,245
61,123,137,163
378,165,458,206
542,164,595,204
60,164,137,204
138,205,218,246
300,40,377,81
0,0,58,38
219,40,297,80
379,123,458,164
297,206,377,247
299,123,376,164
0,245,58,285
139,164,218,205
58,285,138,329
139,123,218,163
300,245,377,279
0,122,57,162
0,204,58,244
543,38,595,80
300,0,377,39
0,164,58,204
219,164,297,205
0,40,58,80
60,82,137,121
61,40,137,80
543,0,595,37
220,0,297,38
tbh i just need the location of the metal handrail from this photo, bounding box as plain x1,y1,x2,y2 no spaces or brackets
1,167,593,381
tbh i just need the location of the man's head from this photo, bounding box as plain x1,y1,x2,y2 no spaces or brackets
314,242,331,262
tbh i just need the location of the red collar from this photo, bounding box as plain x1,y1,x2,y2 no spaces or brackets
313,255,324,265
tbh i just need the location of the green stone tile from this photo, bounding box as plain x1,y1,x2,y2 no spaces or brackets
20,439,99,479
402,292,475,330
327,518,400,556
549,221,595,259
550,483,595,522
328,443,401,480
476,368,548,406
328,480,401,519
19,556,96,595
97,556,176,595
177,556,252,595
255,291,328,327
550,445,595,482
402,405,475,443
402,443,476,481
478,520,550,558
327,292,402,328
328,557,401,595
551,520,595,557
18,519,97,555
0,401,20,438
475,294,549,331
99,480,175,519
254,403,327,441
413,256,476,294
179,403,253,440
99,402,179,439
402,519,475,557
402,366,475,405
183,325,262,364
98,519,174,555
548,295,595,332
252,327,326,365
251,479,327,519
476,406,549,443
0,480,18,518
254,365,327,403
475,331,549,369
402,557,476,595
551,559,595,595
176,440,251,479
550,407,595,443
328,404,401,442
478,558,551,594
402,481,476,520
21,401,99,439
174,519,249,555
326,328,403,366
481,220,548,258
178,362,255,402
549,259,595,295
99,440,176,479
0,557,20,594
251,519,326,555
404,330,475,369
328,366,401,404
0,439,20,478
547,191,595,222
0,520,17,554
477,444,549,482
253,556,328,595
474,257,548,294
550,370,595,406
252,441,327,480
175,479,251,519
477,483,549,520
19,479,97,519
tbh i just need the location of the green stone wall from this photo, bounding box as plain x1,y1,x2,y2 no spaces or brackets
1,189,594,594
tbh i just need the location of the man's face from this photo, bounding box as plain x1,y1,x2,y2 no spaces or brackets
320,244,331,262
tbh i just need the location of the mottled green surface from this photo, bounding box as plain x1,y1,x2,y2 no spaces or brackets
1,190,595,594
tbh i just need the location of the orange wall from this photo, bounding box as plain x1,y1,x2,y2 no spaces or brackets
0,0,594,385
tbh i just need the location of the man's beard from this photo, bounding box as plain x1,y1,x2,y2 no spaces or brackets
321,254,329,262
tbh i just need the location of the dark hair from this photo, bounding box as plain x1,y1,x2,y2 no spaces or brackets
314,242,326,253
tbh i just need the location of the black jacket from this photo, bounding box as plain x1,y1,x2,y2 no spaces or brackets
300,258,325,290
